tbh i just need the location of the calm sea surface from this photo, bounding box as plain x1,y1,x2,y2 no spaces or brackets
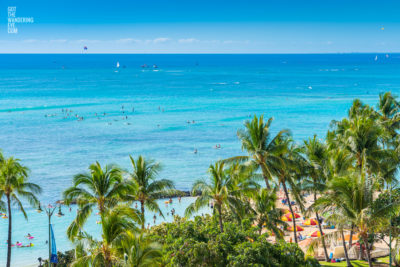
0,53,400,265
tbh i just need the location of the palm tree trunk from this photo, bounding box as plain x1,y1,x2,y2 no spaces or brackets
6,194,12,267
260,164,271,189
314,193,329,261
341,229,353,267
217,204,224,232
282,182,297,243
362,235,373,267
349,224,354,249
263,174,271,189
358,242,363,260
140,200,145,230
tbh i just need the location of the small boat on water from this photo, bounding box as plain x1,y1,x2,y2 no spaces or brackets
115,62,120,72
374,55,378,61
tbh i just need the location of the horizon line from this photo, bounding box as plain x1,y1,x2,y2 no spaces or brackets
0,52,399,55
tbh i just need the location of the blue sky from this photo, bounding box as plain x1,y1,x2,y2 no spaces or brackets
1,0,400,53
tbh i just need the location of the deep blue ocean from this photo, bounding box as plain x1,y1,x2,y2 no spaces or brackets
1,53,400,265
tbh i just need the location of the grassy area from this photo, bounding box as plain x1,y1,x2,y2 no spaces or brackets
319,257,390,266
320,260,370,266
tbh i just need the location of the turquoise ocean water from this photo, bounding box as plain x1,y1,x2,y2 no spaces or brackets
1,54,400,265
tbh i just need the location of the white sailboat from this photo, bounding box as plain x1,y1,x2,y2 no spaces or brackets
115,62,120,72
374,55,378,61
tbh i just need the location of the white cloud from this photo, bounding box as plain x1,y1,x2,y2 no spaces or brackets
178,38,199,44
115,38,141,44
71,39,101,44
202,40,220,44
50,39,67,43
153,37,170,44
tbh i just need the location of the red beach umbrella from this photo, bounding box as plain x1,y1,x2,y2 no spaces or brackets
288,225,304,232
311,231,324,237
303,218,318,226
285,212,300,219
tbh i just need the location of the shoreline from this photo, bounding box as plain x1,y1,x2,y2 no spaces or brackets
56,190,193,205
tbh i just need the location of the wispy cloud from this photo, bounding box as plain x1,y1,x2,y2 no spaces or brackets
50,39,68,43
115,38,141,44
178,38,199,44
70,39,101,44
153,37,170,44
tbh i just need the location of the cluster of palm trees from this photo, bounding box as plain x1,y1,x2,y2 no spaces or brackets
186,92,400,267
62,155,175,266
0,153,42,267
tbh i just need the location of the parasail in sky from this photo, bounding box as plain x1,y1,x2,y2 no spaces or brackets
83,46,88,51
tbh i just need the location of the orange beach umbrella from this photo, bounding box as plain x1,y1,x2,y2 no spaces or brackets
340,233,359,242
281,215,292,222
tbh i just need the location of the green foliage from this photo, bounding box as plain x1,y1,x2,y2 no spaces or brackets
42,250,75,267
229,240,319,267
149,215,318,267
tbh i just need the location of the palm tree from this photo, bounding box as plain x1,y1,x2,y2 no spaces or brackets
0,155,41,267
125,155,175,229
223,162,260,222
307,223,353,267
71,206,140,267
315,173,399,267
185,162,241,232
377,91,400,140
63,162,124,240
117,232,162,266
251,188,285,238
302,135,330,261
272,136,305,243
226,115,289,189
328,101,383,176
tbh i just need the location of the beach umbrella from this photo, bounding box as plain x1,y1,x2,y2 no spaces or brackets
288,225,304,232
340,233,359,242
281,215,292,222
303,218,318,226
285,212,300,219
283,209,291,214
311,231,324,237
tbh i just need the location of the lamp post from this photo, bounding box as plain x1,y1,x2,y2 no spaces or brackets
389,184,393,267
36,203,64,267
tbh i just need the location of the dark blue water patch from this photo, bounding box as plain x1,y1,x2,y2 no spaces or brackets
1,53,400,69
